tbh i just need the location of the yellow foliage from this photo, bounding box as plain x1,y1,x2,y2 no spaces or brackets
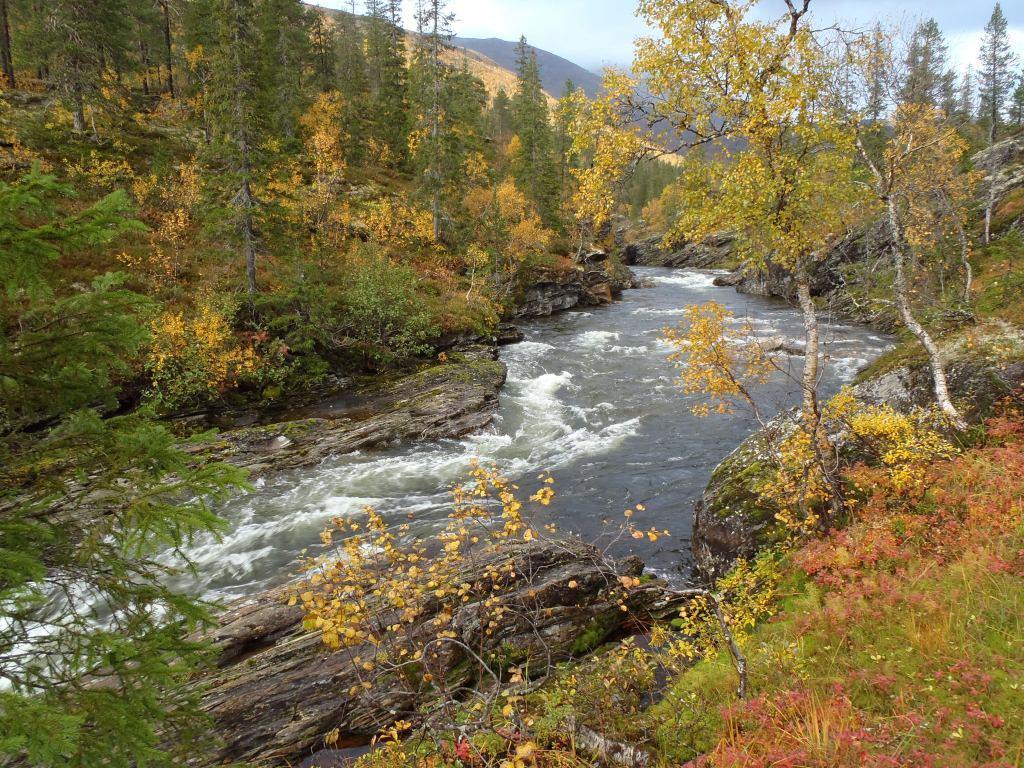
147,293,280,407
662,302,774,417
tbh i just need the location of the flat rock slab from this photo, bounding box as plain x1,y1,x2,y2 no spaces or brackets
187,350,507,477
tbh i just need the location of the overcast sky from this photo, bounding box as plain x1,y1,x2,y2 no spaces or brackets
314,0,1024,74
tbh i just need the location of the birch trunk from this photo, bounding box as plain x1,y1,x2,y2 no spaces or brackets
887,197,967,429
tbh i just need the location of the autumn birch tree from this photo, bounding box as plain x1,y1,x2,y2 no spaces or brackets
574,0,867,519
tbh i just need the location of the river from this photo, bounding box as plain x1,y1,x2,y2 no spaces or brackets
175,267,892,600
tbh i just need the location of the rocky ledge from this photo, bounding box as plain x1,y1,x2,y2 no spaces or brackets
514,258,639,318
191,539,682,767
621,232,735,269
189,348,507,477
692,324,1024,578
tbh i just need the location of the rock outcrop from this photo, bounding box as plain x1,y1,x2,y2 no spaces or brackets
192,540,682,767
621,233,735,269
514,261,638,318
692,324,1024,578
973,132,1024,225
192,350,507,477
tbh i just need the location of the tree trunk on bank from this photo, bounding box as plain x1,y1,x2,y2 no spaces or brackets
796,273,844,524
160,0,175,97
0,0,15,88
984,122,996,245
887,198,967,429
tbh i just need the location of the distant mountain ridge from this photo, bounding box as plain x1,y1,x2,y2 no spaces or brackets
305,4,600,103
452,37,603,99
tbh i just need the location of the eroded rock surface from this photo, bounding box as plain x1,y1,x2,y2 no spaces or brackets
193,540,682,767
190,350,507,477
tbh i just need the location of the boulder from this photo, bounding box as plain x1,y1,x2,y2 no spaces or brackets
191,540,683,767
973,132,1024,211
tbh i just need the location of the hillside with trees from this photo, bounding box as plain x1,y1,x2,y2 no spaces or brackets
2,1,1024,767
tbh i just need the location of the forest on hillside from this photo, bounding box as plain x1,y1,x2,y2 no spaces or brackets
2,0,1024,767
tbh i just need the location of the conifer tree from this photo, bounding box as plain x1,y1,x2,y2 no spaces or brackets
490,86,513,147
901,19,948,108
365,0,409,166
0,0,14,87
510,37,560,226
0,166,245,768
555,79,581,201
1010,69,1024,129
17,0,136,134
256,0,312,143
956,66,976,123
978,2,1018,242
334,1,371,164
978,2,1017,138
308,8,337,94
209,0,263,293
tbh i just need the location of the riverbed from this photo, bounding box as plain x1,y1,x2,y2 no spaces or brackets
176,267,892,599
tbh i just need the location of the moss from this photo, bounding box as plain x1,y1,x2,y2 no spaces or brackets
852,339,927,384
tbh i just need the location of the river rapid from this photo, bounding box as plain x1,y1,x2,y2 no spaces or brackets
176,267,893,600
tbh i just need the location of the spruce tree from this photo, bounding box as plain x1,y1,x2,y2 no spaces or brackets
555,79,580,200
1,0,14,87
901,19,948,108
978,2,1018,242
0,166,245,768
16,0,137,134
490,86,513,147
1011,69,1024,129
209,0,263,293
510,37,560,226
334,1,371,164
365,0,409,166
257,0,312,144
956,66,976,123
308,8,337,94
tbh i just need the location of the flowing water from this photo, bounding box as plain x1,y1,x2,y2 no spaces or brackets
175,267,893,599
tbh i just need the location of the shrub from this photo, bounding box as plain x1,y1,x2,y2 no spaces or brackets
340,248,439,366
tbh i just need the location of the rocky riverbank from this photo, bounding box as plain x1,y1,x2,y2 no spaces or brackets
691,322,1024,578
193,539,683,767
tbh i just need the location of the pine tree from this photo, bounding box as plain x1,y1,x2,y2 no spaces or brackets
257,0,312,144
901,19,948,108
978,2,1018,242
510,37,560,226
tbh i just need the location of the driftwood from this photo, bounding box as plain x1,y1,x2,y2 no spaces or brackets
191,539,685,767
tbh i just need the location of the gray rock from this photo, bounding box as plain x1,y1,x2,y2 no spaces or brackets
191,540,684,767
193,354,507,478
621,233,735,269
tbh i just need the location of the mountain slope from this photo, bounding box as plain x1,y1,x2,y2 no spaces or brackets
453,37,603,98
306,4,566,103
